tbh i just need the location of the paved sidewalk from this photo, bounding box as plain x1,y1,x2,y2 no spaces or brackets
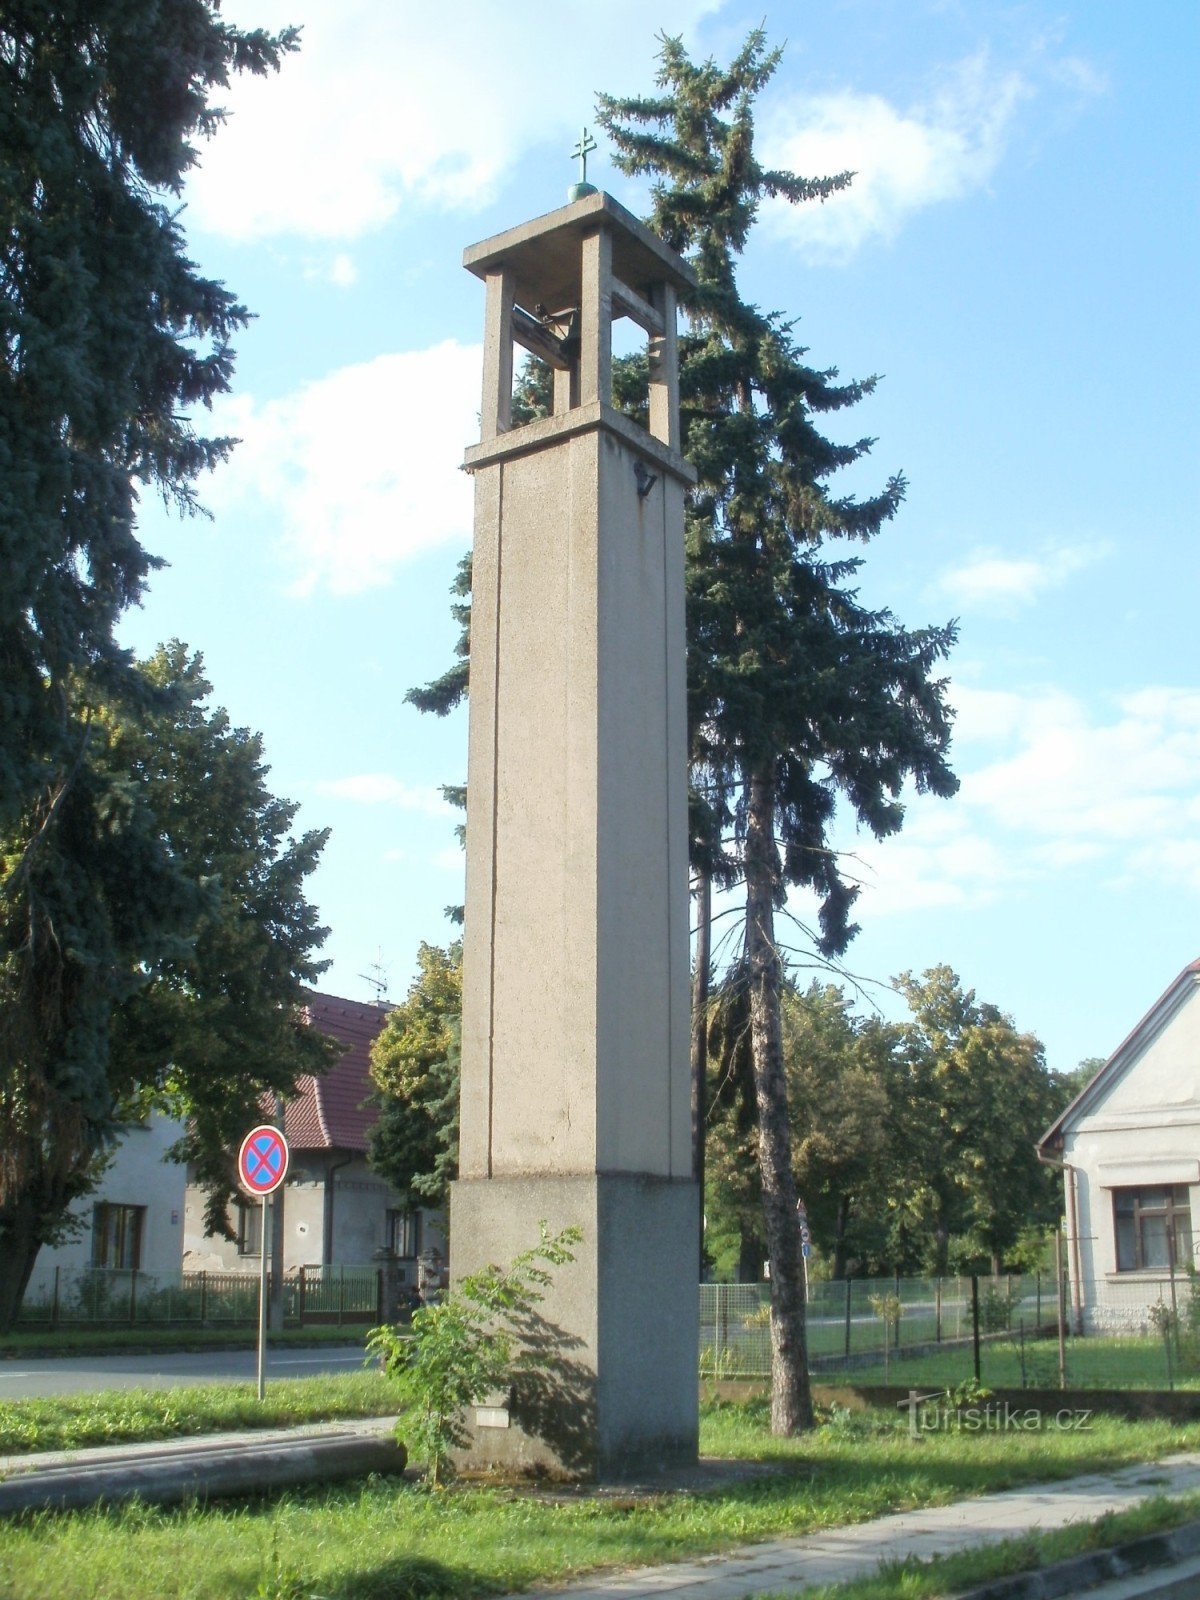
503,1453,1200,1600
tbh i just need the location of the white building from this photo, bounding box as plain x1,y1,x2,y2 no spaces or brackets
25,1111,188,1306
22,991,444,1319
1038,960,1200,1332
184,992,445,1288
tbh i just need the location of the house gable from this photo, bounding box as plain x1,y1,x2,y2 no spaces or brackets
1041,960,1200,1145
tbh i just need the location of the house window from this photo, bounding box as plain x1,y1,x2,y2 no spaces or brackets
387,1208,422,1258
1113,1186,1193,1271
92,1203,144,1269
237,1200,264,1257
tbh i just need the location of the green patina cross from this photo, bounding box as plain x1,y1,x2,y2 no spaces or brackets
571,126,598,186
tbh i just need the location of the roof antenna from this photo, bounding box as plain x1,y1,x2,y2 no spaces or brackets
359,949,391,1006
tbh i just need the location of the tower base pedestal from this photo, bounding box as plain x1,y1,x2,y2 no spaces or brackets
449,1173,699,1480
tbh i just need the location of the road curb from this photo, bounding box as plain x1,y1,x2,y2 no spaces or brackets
956,1515,1200,1598
0,1418,407,1514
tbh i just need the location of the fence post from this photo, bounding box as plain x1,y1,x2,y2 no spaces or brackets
844,1277,852,1360
129,1269,138,1327
51,1266,60,1331
338,1263,345,1327
1055,1227,1067,1390
971,1275,981,1383
1018,1317,1026,1388
299,1265,307,1326
935,1277,942,1343
200,1270,208,1326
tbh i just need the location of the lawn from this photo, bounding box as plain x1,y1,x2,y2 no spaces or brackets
1,1398,1198,1599
0,1371,394,1456
835,1333,1196,1392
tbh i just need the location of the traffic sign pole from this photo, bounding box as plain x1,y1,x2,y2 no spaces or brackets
238,1124,289,1403
257,1196,269,1401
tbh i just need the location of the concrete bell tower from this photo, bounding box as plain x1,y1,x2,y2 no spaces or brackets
451,190,699,1478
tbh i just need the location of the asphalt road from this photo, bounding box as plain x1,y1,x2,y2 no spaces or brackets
0,1344,373,1400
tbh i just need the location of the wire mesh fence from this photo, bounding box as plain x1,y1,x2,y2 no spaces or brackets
701,1271,1200,1391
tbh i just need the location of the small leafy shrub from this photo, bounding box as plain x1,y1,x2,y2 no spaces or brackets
981,1280,1021,1333
368,1223,580,1487
949,1376,994,1409
868,1291,902,1379
1148,1300,1177,1341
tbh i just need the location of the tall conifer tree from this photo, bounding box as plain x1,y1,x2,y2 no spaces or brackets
598,31,958,1432
0,5,304,1326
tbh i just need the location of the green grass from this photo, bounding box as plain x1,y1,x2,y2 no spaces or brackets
751,1488,1200,1598
836,1333,1197,1392
0,1324,370,1360
1,1399,1199,1598
0,1371,394,1455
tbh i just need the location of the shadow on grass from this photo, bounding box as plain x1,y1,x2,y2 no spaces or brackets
316,1555,490,1600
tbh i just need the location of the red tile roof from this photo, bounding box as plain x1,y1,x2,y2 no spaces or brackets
274,991,393,1153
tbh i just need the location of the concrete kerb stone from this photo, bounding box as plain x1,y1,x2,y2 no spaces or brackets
0,1416,406,1515
956,1518,1200,1600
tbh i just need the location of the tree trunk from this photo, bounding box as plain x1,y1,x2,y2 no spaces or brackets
0,1201,45,1335
934,1213,950,1277
744,770,813,1433
690,869,711,1279
833,1194,851,1280
737,1220,765,1284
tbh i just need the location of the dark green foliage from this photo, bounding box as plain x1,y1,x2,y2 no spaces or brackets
598,30,958,945
113,645,337,1231
0,1,297,827
0,644,334,1325
892,966,1061,1275
368,942,462,1211
0,4,300,1323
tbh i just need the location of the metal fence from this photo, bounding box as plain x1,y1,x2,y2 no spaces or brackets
701,1271,1200,1391
701,1275,1005,1379
16,1264,381,1329
19,1265,1200,1392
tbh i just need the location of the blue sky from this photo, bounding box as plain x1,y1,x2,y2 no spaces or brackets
119,0,1199,1075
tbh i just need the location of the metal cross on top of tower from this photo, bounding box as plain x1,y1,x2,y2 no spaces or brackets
568,126,598,202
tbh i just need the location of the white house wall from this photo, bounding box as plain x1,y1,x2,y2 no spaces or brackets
25,1113,188,1301
184,1158,443,1273
1061,976,1200,1330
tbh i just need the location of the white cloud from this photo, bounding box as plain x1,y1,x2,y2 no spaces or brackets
302,252,358,288
841,682,1200,915
938,542,1109,612
187,0,721,241
761,53,1029,260
316,776,452,815
209,340,480,595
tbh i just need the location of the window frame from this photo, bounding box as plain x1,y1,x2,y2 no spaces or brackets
92,1202,145,1270
1112,1184,1193,1272
387,1207,422,1259
236,1198,264,1257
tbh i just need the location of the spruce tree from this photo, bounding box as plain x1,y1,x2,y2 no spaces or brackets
0,4,302,1326
598,31,958,1432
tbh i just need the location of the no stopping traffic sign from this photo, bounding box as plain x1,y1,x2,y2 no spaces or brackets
238,1125,289,1197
